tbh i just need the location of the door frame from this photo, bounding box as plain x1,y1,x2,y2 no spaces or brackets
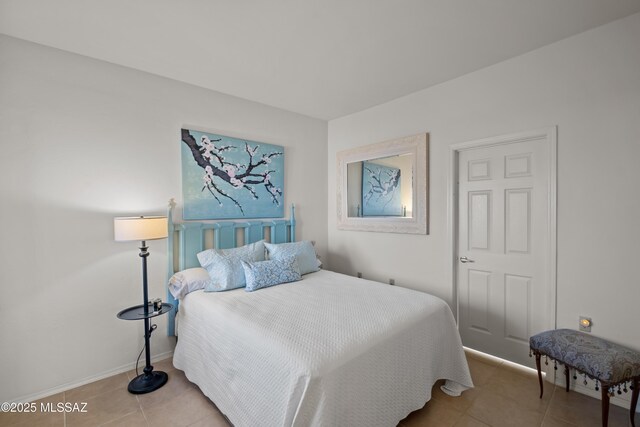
446,127,558,338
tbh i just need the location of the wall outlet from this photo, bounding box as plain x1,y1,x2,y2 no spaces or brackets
579,316,592,332
357,272,362,278
389,279,395,285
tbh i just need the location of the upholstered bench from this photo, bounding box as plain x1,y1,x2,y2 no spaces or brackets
530,329,640,427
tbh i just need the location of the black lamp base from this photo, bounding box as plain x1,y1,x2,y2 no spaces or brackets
127,371,168,394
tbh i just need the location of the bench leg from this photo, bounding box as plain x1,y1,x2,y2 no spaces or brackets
564,365,570,392
535,352,543,398
631,378,639,427
601,386,610,427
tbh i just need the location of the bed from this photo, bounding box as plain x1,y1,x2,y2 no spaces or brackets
166,203,473,426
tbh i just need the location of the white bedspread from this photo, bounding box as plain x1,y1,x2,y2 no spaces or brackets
173,270,473,427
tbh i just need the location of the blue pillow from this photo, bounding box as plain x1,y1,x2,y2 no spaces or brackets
242,257,301,292
197,240,265,291
264,241,320,275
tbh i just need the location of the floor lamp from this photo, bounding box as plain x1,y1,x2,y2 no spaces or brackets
114,215,169,394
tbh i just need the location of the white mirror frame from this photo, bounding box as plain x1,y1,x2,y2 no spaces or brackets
337,133,428,234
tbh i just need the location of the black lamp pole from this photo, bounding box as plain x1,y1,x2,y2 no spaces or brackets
127,241,168,394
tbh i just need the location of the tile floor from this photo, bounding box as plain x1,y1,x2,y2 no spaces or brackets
0,351,635,426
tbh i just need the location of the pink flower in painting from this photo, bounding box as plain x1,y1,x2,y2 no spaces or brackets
223,165,237,177
247,145,259,156
230,177,243,188
201,136,215,158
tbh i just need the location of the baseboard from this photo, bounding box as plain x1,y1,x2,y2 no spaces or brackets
8,351,174,404
552,375,639,413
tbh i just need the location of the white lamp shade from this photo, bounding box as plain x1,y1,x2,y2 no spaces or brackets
114,216,168,242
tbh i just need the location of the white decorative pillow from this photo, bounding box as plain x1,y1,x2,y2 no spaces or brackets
264,240,321,275
168,267,212,299
242,256,301,292
197,240,266,291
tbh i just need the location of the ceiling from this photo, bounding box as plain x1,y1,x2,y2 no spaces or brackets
1,1,639,120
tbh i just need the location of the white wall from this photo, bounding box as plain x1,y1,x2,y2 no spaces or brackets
0,35,327,403
328,11,640,354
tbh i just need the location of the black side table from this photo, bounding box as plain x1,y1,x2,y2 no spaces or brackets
117,302,173,394
117,303,173,320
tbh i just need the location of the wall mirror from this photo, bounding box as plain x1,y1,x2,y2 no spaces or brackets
337,133,428,234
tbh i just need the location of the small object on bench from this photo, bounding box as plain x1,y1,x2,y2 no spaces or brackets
530,329,640,427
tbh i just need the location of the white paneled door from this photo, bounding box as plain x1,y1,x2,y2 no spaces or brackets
456,130,556,368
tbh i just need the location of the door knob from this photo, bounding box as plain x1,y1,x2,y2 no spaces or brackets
459,256,475,263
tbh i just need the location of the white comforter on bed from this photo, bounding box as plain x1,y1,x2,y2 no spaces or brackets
173,270,473,427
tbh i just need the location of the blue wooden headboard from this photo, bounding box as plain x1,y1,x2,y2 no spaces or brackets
165,199,296,336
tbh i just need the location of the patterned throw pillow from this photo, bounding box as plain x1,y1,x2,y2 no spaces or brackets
264,241,321,275
242,256,301,292
197,240,266,291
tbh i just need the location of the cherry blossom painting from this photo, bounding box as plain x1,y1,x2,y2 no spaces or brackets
361,161,402,216
181,128,284,219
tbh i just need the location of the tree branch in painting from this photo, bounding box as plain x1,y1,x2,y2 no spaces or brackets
181,129,283,215
363,165,400,209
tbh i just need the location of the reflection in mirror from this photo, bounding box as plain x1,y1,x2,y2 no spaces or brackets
346,154,413,218
336,133,428,234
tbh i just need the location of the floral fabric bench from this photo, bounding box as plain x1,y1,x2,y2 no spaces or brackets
530,329,640,427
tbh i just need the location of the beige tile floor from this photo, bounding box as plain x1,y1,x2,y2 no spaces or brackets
0,351,635,427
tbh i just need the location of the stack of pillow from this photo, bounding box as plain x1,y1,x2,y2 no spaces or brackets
169,240,321,298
